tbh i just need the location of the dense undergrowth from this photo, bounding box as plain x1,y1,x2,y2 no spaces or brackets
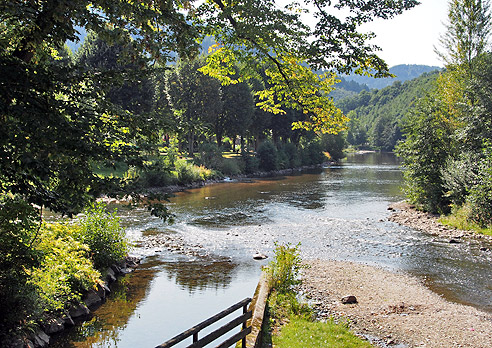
262,243,373,348
0,201,128,340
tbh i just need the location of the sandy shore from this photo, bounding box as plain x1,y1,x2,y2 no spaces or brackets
300,259,492,348
298,202,492,347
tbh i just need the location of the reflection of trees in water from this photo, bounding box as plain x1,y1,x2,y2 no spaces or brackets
161,258,238,293
50,259,162,348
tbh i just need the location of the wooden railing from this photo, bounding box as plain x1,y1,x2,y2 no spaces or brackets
155,298,252,348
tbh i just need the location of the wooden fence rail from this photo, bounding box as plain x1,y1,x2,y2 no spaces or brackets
155,298,252,348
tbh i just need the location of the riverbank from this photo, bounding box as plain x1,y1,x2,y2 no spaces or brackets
299,259,492,348
388,201,492,243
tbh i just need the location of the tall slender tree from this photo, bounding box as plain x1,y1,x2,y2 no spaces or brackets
435,0,492,69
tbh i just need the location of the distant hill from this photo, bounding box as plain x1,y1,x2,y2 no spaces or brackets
343,64,441,90
337,70,440,151
330,77,369,101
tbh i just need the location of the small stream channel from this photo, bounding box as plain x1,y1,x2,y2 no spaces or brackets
51,153,492,347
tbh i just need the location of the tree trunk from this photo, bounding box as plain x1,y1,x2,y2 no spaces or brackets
188,131,195,157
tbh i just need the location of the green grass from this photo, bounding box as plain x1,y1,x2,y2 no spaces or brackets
273,317,373,348
438,205,492,236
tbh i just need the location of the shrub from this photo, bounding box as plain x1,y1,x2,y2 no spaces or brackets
0,198,42,337
195,142,224,170
279,142,301,168
240,152,259,174
75,203,129,270
28,223,100,312
257,140,278,171
266,242,305,294
138,158,175,188
219,158,241,176
467,161,492,227
300,141,325,166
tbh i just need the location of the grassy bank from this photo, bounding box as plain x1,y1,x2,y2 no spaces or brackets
439,205,492,236
262,243,373,348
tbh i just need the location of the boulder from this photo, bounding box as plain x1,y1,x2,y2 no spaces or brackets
62,313,75,327
29,330,49,347
83,290,102,308
68,303,90,319
106,268,116,283
42,318,64,335
253,253,268,260
341,295,358,304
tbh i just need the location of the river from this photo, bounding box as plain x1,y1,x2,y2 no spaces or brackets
51,152,492,348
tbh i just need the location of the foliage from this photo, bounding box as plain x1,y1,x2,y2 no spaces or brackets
338,71,440,150
435,0,492,69
240,152,260,174
219,158,242,176
28,223,101,313
439,204,492,236
194,143,224,170
265,243,305,294
466,146,492,226
272,317,373,348
257,141,279,172
300,140,326,166
320,133,346,161
75,203,129,270
396,90,455,214
175,159,217,185
0,198,42,337
165,57,223,156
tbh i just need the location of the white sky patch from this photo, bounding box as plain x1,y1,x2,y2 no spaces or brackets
359,0,449,67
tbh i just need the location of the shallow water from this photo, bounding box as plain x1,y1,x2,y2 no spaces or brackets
52,152,492,347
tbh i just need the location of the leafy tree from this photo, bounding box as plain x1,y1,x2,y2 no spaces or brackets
221,78,254,151
435,0,492,70
165,58,223,156
396,91,455,213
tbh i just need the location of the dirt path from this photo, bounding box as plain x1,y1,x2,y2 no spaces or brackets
299,259,492,348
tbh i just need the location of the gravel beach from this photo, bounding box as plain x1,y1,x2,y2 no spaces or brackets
298,202,492,348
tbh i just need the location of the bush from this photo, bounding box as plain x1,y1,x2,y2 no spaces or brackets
138,158,175,188
257,140,278,171
195,142,224,170
466,155,492,227
219,158,242,176
240,152,259,174
266,243,305,294
28,223,100,312
300,141,325,166
75,203,129,270
320,133,346,161
175,159,217,184
0,198,42,337
279,142,301,168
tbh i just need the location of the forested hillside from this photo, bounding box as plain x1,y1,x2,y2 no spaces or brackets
337,70,440,151
343,64,441,89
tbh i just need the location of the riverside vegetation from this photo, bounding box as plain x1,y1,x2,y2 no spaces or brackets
0,202,128,344
262,243,372,348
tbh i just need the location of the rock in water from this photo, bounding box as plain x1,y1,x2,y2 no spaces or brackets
341,295,358,304
253,253,268,260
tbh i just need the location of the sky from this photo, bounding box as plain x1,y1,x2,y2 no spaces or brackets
361,0,450,67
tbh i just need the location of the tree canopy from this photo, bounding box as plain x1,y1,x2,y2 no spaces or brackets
0,0,418,216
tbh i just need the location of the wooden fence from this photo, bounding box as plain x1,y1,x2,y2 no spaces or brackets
155,298,252,348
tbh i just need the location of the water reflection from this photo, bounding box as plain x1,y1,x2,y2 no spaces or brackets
161,258,238,293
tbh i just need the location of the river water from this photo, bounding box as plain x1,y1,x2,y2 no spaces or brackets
52,152,492,348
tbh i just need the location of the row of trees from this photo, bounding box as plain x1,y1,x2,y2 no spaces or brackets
397,0,492,227
74,31,346,162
